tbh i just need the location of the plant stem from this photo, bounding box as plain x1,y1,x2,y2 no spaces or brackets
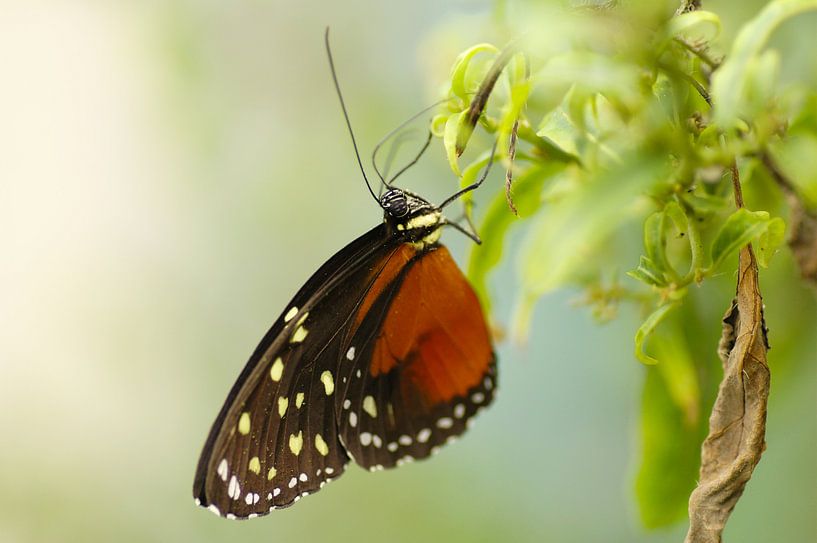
730,160,744,209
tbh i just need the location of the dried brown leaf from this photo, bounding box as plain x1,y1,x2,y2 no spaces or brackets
505,120,519,216
685,245,770,543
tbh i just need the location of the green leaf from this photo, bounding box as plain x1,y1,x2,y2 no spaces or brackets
450,43,499,100
498,79,531,148
710,208,775,270
533,51,644,113
628,256,667,287
663,200,687,233
537,95,581,158
663,10,721,45
636,364,701,528
756,217,786,268
712,0,817,128
467,163,564,313
443,111,467,176
643,211,670,276
430,114,448,138
517,154,666,303
683,191,730,215
634,303,678,365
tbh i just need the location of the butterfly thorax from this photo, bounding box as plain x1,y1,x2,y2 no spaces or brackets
380,188,442,250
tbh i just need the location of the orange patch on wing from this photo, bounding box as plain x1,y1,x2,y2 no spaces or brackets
369,246,493,405
354,243,416,330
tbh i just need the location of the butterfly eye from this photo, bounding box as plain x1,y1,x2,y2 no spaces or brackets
380,189,409,218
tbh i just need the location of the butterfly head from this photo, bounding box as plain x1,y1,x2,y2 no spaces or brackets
380,188,442,249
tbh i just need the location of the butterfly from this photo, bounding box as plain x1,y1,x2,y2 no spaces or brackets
193,29,497,519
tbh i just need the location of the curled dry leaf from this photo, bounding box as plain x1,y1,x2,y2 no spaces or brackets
685,245,770,543
505,120,520,216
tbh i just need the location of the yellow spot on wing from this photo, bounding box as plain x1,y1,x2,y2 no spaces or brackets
295,312,309,327
363,396,378,418
295,392,305,408
284,306,298,322
278,397,289,418
269,357,284,382
320,371,335,396
315,433,329,456
248,456,260,475
267,466,277,480
289,431,304,456
238,412,251,435
290,325,308,343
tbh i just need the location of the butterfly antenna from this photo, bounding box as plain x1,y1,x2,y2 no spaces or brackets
325,27,380,205
371,98,449,186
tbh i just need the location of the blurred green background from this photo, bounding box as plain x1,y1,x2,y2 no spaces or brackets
1,1,814,542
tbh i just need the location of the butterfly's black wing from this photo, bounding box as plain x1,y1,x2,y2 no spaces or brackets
193,223,403,518
194,227,498,520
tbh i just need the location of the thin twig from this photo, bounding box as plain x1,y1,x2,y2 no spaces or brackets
658,61,712,106
758,151,797,195
674,37,722,70
457,44,519,156
730,161,744,208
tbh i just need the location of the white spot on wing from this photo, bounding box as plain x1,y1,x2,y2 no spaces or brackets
299,472,308,482
288,477,297,488
454,404,466,418
359,432,372,446
349,412,357,428
471,392,485,404
398,435,412,446
346,346,355,360
417,428,431,443
436,417,454,429
228,475,240,500
217,459,228,481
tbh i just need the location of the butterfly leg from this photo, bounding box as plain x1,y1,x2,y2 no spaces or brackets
439,140,498,209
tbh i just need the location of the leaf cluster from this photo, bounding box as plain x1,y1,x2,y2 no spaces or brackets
426,0,817,531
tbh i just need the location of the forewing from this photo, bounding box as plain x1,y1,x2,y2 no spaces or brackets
336,245,497,470
193,224,401,518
